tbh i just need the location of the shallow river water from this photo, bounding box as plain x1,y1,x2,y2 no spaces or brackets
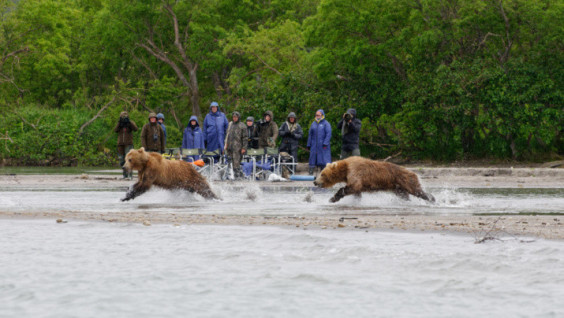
1,219,563,318
1,174,564,317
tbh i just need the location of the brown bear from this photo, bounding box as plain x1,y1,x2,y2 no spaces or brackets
121,147,218,201
313,156,434,203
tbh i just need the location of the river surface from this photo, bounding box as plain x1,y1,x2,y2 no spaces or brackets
1,182,564,216
1,170,564,317
1,219,563,318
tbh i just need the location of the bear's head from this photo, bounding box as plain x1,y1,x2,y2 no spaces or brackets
123,147,150,172
313,161,348,188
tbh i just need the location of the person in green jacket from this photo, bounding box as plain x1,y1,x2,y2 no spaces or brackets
141,112,165,154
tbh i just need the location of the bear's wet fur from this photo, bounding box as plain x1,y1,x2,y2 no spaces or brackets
121,147,218,201
313,156,434,203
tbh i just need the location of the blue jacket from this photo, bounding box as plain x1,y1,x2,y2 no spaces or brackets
182,116,205,160
158,122,167,144
307,109,332,167
203,106,229,152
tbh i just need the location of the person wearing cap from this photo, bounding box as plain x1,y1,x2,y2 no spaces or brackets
278,112,303,163
203,101,229,153
182,115,205,161
257,110,278,148
141,112,165,153
337,108,362,159
307,109,332,175
156,113,167,147
245,117,259,149
114,111,138,179
224,111,247,178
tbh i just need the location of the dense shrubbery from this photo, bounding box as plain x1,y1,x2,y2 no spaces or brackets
0,0,562,166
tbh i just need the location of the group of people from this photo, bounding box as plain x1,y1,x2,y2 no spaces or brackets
115,101,361,179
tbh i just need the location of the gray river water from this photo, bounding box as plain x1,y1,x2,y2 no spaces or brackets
1,172,564,317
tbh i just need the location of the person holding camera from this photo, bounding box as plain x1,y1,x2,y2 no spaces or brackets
257,110,278,148
337,108,362,159
141,112,165,154
278,112,303,163
114,111,138,179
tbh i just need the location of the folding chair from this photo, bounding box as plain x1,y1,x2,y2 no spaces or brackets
162,147,181,160
200,149,230,181
277,151,297,178
242,148,267,181
181,148,202,163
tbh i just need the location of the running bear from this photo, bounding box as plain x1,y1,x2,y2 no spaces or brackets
313,156,434,203
121,147,218,201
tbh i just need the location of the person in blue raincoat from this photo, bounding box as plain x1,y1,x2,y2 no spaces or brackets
203,101,229,153
182,115,205,161
156,113,167,146
307,109,332,175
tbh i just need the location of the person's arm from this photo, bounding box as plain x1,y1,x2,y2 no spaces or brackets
294,124,303,140
141,125,148,149
337,118,344,130
278,123,288,137
114,122,120,133
350,119,361,133
323,121,331,147
130,120,138,131
270,122,279,146
158,125,165,152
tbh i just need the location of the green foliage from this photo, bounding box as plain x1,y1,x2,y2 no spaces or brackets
0,0,562,165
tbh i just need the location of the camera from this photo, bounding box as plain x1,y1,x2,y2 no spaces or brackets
344,113,352,121
119,117,130,128
153,133,159,142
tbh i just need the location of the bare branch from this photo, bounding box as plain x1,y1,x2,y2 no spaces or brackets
78,95,118,136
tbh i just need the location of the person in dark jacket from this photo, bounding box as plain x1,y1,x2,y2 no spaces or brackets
141,112,165,153
278,112,303,163
182,115,205,161
156,113,167,147
307,109,332,175
203,101,229,153
337,108,362,159
224,111,247,178
245,117,259,149
257,110,278,148
114,111,138,179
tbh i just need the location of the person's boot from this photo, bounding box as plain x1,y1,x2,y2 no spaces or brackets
308,167,314,175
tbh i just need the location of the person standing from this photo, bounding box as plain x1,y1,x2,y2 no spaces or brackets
337,108,362,159
156,113,167,147
257,110,278,148
307,109,332,175
278,112,303,163
141,112,165,153
224,111,247,178
182,115,205,161
203,101,229,153
114,111,138,179
245,116,259,149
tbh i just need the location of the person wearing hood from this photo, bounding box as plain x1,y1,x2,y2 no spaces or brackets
224,111,247,178
203,101,229,153
245,117,259,149
141,112,165,153
182,115,205,161
114,111,138,179
257,110,278,148
337,108,362,159
307,109,332,175
278,112,303,163
156,113,167,147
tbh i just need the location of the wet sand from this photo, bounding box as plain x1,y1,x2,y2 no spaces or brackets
1,167,563,240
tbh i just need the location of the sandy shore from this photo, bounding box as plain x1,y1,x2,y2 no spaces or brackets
1,166,563,240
